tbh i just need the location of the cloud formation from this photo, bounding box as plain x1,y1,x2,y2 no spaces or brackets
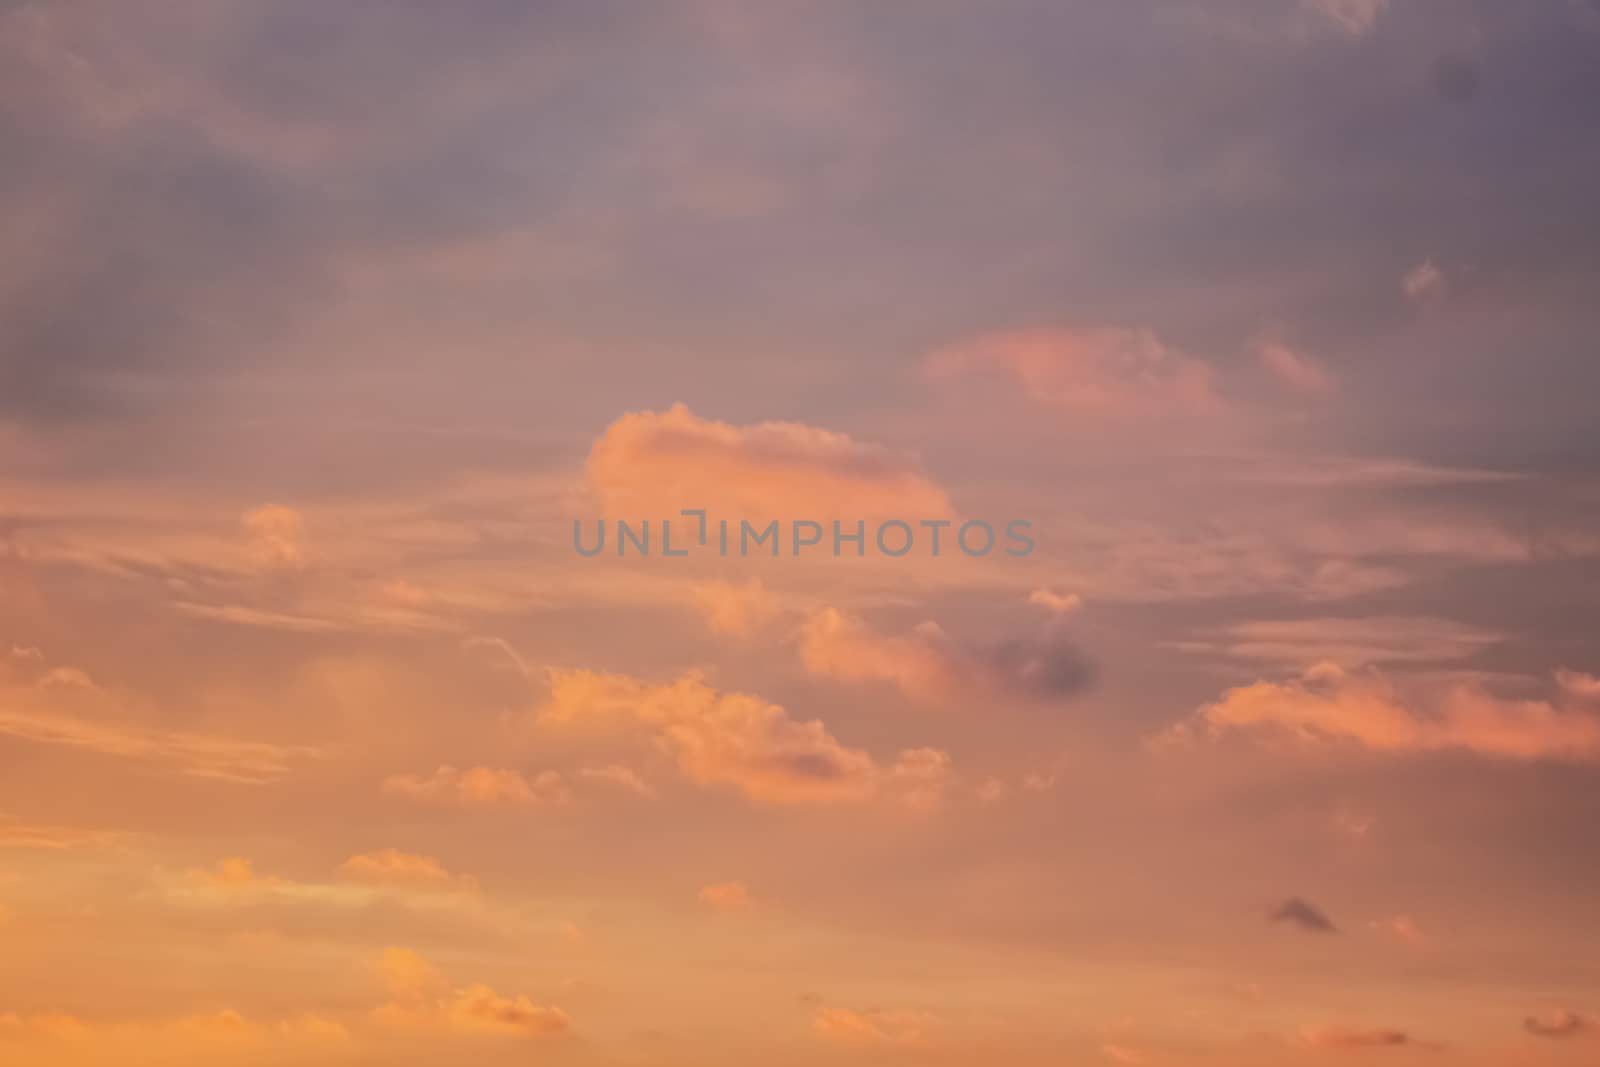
799,608,1094,705
1299,1024,1411,1049
382,765,571,809
1524,1009,1588,1039
541,669,947,807
586,404,952,519
1178,664,1600,762
372,948,571,1039
928,326,1218,417
1271,896,1338,934
337,849,475,892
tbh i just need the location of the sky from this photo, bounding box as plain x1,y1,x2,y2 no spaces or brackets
2,0,1599,1064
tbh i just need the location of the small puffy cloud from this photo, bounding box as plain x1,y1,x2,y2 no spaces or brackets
1402,259,1445,301
1524,1010,1589,1039
373,948,570,1039
1100,1043,1144,1064
1029,588,1083,615
1271,896,1338,934
541,668,945,807
698,881,753,911
799,608,1095,704
1257,342,1334,395
813,1006,938,1044
185,856,281,891
375,947,449,1000
692,579,781,637
243,504,307,569
928,325,1218,418
1178,663,1600,762
337,849,475,892
445,985,571,1038
382,765,571,809
586,403,952,519
799,609,962,701
578,764,657,798
1304,0,1389,36
1299,1024,1412,1049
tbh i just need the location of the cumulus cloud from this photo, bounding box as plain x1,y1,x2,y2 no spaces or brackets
185,856,280,891
243,505,307,569
1271,896,1339,933
540,668,947,807
372,948,571,1039
1524,1010,1589,1039
1175,663,1600,762
382,765,571,809
927,325,1218,417
586,403,952,519
799,608,1094,704
692,578,781,637
1100,1043,1144,1064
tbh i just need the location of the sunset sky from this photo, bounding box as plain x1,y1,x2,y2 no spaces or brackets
3,1,1600,1064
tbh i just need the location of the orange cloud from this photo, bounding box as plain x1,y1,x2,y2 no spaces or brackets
372,948,570,1039
928,325,1218,417
585,403,953,519
182,857,301,895
1029,588,1083,615
0,652,320,784
577,764,656,798
243,504,307,570
337,849,475,892
692,578,782,637
382,765,571,809
698,880,753,911
541,669,947,807
799,608,962,701
812,1006,938,1044
1176,663,1600,762
1299,1024,1413,1050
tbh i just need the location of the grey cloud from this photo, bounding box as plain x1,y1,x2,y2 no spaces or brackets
1270,896,1339,933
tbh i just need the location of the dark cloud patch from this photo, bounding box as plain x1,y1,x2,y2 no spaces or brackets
1270,896,1338,933
978,632,1097,701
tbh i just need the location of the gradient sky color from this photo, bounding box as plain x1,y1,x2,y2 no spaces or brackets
2,2,1599,1064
